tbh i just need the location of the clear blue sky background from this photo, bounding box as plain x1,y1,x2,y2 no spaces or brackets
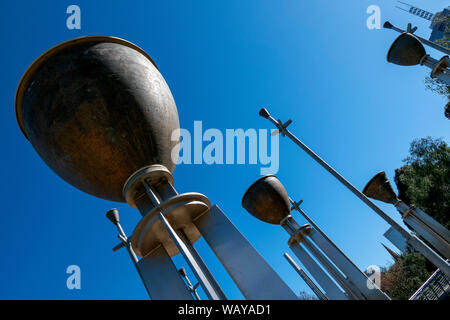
0,0,448,299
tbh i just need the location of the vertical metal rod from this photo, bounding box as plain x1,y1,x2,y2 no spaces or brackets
300,237,363,300
179,267,201,300
137,245,194,300
158,212,225,300
308,228,390,299
405,206,450,244
261,109,450,277
178,229,227,299
289,201,389,299
143,180,161,206
195,205,298,299
402,215,450,259
289,244,348,299
106,209,152,298
290,198,365,277
283,252,328,300
142,180,226,299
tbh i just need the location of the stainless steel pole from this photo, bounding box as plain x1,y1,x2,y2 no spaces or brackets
290,199,390,299
158,212,227,300
179,267,201,300
283,252,328,300
289,244,348,299
260,108,450,277
106,209,154,299
143,180,227,300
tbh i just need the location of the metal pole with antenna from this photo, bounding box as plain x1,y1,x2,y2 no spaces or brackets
106,208,152,298
289,198,387,298
258,108,450,277
383,21,450,56
179,267,201,300
143,181,227,300
283,252,328,300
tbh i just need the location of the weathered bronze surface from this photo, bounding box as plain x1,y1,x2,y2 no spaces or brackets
241,175,291,224
362,171,398,204
387,32,426,66
15,36,180,202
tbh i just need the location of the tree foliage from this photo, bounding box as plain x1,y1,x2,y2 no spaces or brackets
394,137,450,229
380,252,431,300
380,137,449,299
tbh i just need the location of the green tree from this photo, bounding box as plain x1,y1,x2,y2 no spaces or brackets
380,251,431,300
394,137,450,229
381,137,449,299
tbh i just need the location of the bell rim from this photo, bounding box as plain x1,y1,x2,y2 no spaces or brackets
14,36,158,141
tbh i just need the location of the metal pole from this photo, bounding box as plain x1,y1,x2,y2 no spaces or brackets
300,237,363,300
383,21,450,55
259,108,450,277
420,55,450,86
158,212,226,300
179,267,201,300
280,216,361,299
195,205,298,300
178,229,227,299
289,244,348,299
290,198,365,277
283,252,328,300
290,199,390,299
106,209,153,298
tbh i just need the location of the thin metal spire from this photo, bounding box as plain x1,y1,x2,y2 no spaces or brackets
396,1,434,21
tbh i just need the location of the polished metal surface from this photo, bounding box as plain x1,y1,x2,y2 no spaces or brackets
308,229,390,300
242,175,291,224
396,202,450,259
300,237,362,300
137,245,194,300
363,171,398,204
158,212,226,300
290,197,385,297
131,192,210,257
15,36,180,202
178,230,227,299
283,252,328,300
259,108,450,277
387,32,426,66
384,227,408,252
195,205,298,300
404,206,450,244
289,244,348,300
402,214,450,259
179,267,201,300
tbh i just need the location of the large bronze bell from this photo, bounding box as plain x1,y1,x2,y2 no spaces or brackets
241,175,291,224
15,36,180,202
362,171,398,204
387,32,426,66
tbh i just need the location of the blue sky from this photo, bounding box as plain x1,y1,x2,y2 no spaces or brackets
0,0,448,299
